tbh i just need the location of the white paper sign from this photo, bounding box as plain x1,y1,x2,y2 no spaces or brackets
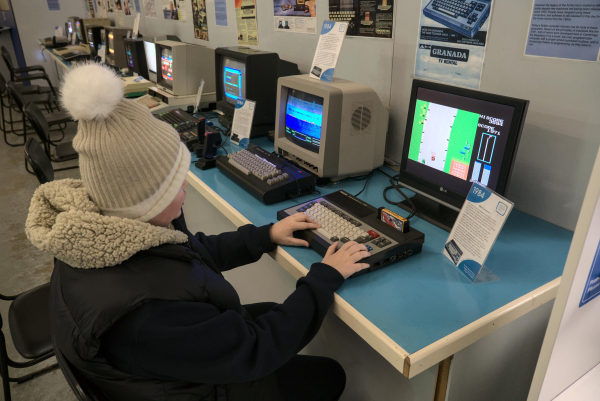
309,21,347,82
230,98,256,147
98,45,106,62
132,13,141,39
443,182,514,282
193,79,205,114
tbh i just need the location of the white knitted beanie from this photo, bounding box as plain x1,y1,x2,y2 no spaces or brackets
60,63,191,222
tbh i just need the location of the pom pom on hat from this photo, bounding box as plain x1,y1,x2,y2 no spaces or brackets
60,62,124,121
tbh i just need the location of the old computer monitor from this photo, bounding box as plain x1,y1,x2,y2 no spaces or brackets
142,35,180,83
155,41,216,98
124,38,149,80
104,27,131,69
86,25,103,57
67,17,82,43
81,18,110,40
274,75,389,181
398,79,529,231
75,20,85,44
215,47,300,136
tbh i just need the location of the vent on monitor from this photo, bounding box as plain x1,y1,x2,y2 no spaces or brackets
351,106,371,131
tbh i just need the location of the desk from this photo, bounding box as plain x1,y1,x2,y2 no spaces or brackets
37,40,72,84
185,136,572,397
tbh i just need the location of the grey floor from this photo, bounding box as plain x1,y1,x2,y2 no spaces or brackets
0,116,79,401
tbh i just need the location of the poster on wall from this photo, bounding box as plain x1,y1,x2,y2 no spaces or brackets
525,0,600,62
236,0,259,46
273,0,317,34
162,0,186,20
192,0,209,41
84,0,96,17
107,0,114,12
47,0,60,11
215,0,228,26
143,0,157,18
328,0,394,38
115,0,125,25
97,0,109,17
176,0,187,21
134,0,140,12
414,0,494,89
124,0,134,15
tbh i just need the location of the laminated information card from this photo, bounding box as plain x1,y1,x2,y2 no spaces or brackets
443,182,514,283
309,21,348,82
230,98,256,148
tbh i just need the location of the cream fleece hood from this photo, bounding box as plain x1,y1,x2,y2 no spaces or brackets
25,179,188,269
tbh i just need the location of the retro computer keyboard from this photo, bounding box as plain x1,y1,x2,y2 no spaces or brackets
423,0,490,38
155,108,219,150
277,190,425,278
215,147,316,205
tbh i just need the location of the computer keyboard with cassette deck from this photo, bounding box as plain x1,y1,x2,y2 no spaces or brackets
423,0,490,38
215,146,316,205
277,190,425,278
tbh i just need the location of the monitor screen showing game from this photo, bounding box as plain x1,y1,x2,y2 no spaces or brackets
67,22,73,34
144,40,157,74
160,47,173,87
126,44,134,68
222,57,246,106
284,89,324,154
76,21,83,41
108,32,115,54
405,87,516,195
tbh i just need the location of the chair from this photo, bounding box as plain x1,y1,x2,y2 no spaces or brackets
6,82,71,147
0,72,57,143
0,46,56,96
24,138,54,183
24,102,78,171
0,284,59,401
52,337,109,401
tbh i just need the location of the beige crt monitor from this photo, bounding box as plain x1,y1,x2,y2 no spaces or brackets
155,41,216,99
274,75,389,180
81,18,110,42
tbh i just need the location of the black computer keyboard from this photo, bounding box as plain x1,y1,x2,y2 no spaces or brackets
215,146,316,205
277,191,425,278
155,108,220,150
423,0,490,38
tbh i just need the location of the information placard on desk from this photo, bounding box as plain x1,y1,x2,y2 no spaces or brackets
230,98,256,147
443,182,513,283
309,21,347,82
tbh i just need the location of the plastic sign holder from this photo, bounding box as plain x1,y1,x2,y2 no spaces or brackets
230,98,256,148
443,182,514,283
309,21,348,82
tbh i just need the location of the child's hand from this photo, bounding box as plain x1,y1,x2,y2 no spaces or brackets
270,213,320,247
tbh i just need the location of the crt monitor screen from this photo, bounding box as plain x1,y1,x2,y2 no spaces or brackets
76,21,83,41
67,22,73,34
108,31,115,54
222,57,246,105
87,29,94,47
284,89,324,154
160,47,173,87
126,44,134,68
405,87,516,195
144,41,157,74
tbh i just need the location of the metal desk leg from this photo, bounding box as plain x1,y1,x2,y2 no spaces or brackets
433,355,453,401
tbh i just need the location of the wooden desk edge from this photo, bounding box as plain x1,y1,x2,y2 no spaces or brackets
186,172,561,380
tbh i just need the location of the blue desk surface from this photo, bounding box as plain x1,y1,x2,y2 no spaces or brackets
191,134,573,355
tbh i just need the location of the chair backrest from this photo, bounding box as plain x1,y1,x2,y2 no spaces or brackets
6,81,24,111
24,102,50,144
52,336,110,401
1,49,14,79
0,71,7,96
25,138,54,184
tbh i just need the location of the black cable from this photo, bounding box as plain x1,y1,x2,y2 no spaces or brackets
354,171,374,197
382,174,417,220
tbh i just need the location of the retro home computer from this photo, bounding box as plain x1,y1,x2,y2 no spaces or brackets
397,79,529,231
155,41,216,101
274,75,389,182
104,27,132,69
214,47,300,136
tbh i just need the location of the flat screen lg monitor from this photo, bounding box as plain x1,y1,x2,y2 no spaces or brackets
397,79,529,231
215,47,300,137
274,75,389,181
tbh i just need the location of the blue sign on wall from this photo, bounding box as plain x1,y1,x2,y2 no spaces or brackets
580,239,600,307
